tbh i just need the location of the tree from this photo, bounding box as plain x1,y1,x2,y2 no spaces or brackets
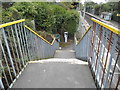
85,2,97,13
2,2,79,36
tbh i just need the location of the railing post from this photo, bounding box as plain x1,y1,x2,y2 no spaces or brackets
95,28,105,86
109,49,120,88
14,24,25,66
11,26,22,70
90,22,96,66
2,28,17,77
7,30,19,73
0,60,9,87
0,28,2,61
0,76,4,89
23,22,31,61
103,34,118,88
0,29,4,89
20,22,30,62
101,31,113,87
95,26,103,71
0,26,2,69
17,23,26,65
0,40,13,82
115,75,120,90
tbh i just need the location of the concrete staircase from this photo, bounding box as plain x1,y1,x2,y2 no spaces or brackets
12,44,96,88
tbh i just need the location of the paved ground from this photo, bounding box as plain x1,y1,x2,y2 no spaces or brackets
54,44,75,59
12,44,96,88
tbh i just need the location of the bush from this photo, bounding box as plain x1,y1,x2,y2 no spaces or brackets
2,2,79,36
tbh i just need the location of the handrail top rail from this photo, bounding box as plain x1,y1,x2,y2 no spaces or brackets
0,19,56,45
24,25,56,46
0,19,25,28
117,14,120,16
75,26,91,45
91,18,120,35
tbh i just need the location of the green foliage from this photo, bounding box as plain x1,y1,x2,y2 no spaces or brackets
94,4,101,15
101,2,118,12
85,2,119,14
60,2,79,9
85,2,120,22
2,2,79,36
86,2,97,13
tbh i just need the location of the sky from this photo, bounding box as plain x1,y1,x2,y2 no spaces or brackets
81,0,120,4
81,0,107,4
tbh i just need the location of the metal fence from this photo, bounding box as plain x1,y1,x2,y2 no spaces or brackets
75,18,120,89
24,25,59,60
0,19,59,89
75,26,91,60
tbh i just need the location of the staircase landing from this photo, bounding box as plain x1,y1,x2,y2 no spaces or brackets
13,58,95,88
12,44,96,88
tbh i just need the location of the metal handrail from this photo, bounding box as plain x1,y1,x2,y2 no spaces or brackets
75,26,91,45
0,19,59,89
91,18,120,35
75,17,120,89
24,25,56,45
0,19,25,28
0,19,56,46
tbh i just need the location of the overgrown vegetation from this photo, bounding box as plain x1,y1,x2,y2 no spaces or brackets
2,2,79,38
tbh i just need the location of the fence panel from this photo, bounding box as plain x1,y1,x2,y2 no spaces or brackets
0,19,59,89
75,17,120,89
